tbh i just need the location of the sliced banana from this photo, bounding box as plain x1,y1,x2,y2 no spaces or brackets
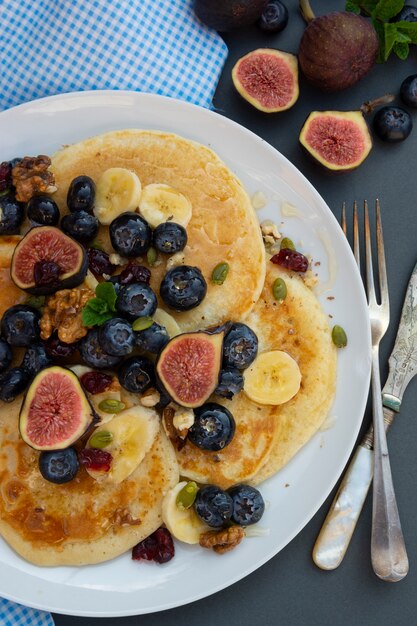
153,308,181,338
86,405,159,484
162,481,209,544
94,167,142,225
139,183,192,228
243,350,301,405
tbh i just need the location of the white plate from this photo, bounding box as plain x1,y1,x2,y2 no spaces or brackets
0,91,371,617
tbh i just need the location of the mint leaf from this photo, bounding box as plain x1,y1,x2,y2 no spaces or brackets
87,297,109,314
95,282,117,312
372,18,386,61
345,1,361,14
384,22,400,59
82,306,112,327
360,0,379,14
394,40,410,58
374,0,405,20
396,21,417,43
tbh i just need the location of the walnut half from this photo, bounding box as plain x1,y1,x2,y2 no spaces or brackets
40,287,94,344
199,526,245,554
12,155,56,202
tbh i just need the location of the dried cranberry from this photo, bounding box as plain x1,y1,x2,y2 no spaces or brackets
87,248,116,277
33,260,61,287
81,371,112,394
119,262,151,285
132,527,175,564
79,448,112,472
0,162,12,193
44,333,78,359
270,248,309,273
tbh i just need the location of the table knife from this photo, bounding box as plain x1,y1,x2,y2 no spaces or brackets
313,262,417,570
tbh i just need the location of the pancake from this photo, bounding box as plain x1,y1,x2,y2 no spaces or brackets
50,129,266,332
176,263,336,488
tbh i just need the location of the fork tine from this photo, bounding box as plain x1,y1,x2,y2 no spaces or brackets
364,200,376,305
376,199,389,310
353,200,360,269
341,202,347,235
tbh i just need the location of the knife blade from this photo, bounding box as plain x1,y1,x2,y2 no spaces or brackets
313,262,417,570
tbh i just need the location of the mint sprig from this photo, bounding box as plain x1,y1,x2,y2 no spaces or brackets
82,282,117,327
346,0,417,61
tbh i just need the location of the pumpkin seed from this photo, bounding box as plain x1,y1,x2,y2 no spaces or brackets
98,399,126,414
212,262,229,285
176,481,199,510
272,277,287,303
332,325,347,348
89,430,113,449
280,237,295,251
132,316,154,331
25,295,46,309
147,247,157,266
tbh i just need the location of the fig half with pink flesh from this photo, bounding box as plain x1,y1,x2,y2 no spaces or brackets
157,331,224,408
299,110,372,172
232,49,299,113
11,226,88,295
19,366,95,450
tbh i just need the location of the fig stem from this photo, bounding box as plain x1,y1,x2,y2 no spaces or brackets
299,0,316,23
360,94,396,115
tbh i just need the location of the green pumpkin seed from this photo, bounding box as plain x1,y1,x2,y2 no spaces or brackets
176,481,199,510
332,325,348,348
89,430,113,449
280,237,295,251
132,316,154,331
272,277,287,303
25,295,46,309
147,247,157,266
90,240,104,251
212,262,229,285
98,399,126,414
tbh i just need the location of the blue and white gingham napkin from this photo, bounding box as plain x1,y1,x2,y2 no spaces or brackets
0,1,227,623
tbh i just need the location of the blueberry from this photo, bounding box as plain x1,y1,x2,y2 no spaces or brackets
67,176,96,213
79,329,122,369
392,5,417,21
39,447,79,484
27,194,60,226
1,305,40,347
215,368,244,399
188,402,235,451
153,222,187,254
98,317,135,356
400,74,417,108
194,485,233,528
0,338,12,372
258,0,288,32
116,283,157,320
117,356,155,393
135,322,169,353
109,212,152,257
107,275,122,293
227,484,265,526
0,367,30,402
21,342,52,377
223,323,258,370
160,265,207,312
373,106,413,143
61,210,99,243
0,194,25,234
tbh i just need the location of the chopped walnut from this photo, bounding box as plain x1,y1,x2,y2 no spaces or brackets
109,253,128,266
40,287,94,343
199,526,245,554
303,269,319,289
140,388,160,407
260,220,281,249
166,252,185,270
112,508,141,527
12,155,56,202
162,403,191,450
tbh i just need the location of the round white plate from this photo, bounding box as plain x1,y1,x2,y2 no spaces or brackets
0,91,371,617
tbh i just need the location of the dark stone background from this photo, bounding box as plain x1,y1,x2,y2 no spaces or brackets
55,2,417,624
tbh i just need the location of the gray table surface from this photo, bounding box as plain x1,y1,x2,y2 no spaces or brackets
54,2,417,624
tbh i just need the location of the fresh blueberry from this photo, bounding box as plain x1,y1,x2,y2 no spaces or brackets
400,74,417,108
61,210,99,243
0,367,30,402
223,323,258,370
27,194,60,226
135,322,169,353
116,283,157,320
258,0,288,32
160,265,207,312
39,447,79,484
67,176,96,213
98,317,135,356
21,342,52,378
0,194,25,234
0,338,12,372
117,356,155,393
79,329,122,369
227,484,265,526
44,333,79,360
87,248,116,278
373,106,413,143
392,5,417,21
215,368,244,399
109,212,152,257
188,402,235,451
153,222,188,255
107,275,122,293
194,485,233,528
1,305,41,347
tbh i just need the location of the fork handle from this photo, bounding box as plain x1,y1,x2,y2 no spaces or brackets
371,346,409,582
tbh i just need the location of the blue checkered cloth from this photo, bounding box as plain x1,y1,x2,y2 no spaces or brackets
0,1,227,623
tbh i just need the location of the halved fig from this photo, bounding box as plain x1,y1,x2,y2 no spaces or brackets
11,226,88,295
19,366,95,450
232,48,299,113
157,331,224,408
299,110,372,172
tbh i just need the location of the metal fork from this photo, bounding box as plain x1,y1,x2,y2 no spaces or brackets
342,200,408,581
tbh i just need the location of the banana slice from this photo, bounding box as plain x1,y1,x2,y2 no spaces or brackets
139,183,192,228
94,167,142,225
86,405,159,484
153,308,181,338
243,350,301,405
162,481,209,544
